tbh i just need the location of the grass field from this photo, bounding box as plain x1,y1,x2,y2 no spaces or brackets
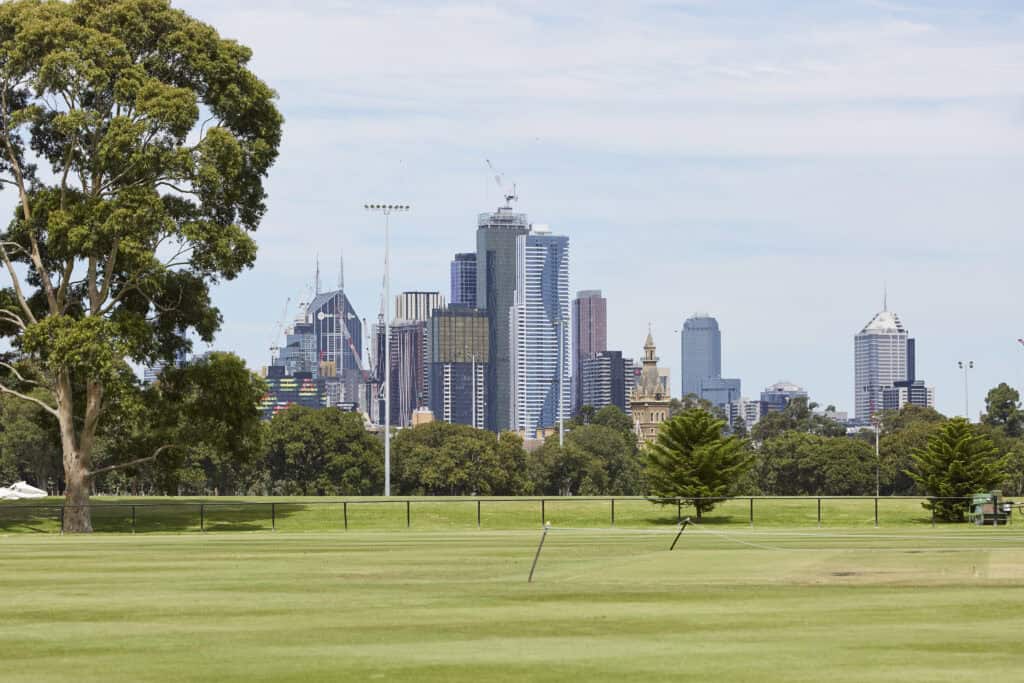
2,502,1024,682
0,495,955,533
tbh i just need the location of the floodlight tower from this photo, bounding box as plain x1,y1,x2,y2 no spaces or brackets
365,203,410,497
957,360,974,421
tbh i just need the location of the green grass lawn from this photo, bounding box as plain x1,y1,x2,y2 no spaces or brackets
2,519,1023,682
0,496,949,534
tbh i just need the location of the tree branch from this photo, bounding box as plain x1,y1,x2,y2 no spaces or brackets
88,444,178,478
0,244,38,324
0,380,59,417
0,360,40,386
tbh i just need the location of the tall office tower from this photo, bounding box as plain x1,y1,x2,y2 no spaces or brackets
476,201,531,431
700,377,741,407
572,290,607,414
428,305,489,428
389,320,428,427
450,253,477,307
395,291,446,322
580,350,630,414
279,318,317,377
854,307,909,420
681,314,722,398
510,225,570,438
761,381,809,414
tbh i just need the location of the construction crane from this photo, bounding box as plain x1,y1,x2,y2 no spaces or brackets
485,158,517,207
268,297,291,364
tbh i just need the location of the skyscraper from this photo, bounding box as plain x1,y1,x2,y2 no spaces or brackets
476,201,531,431
395,291,446,322
450,253,477,307
510,224,570,438
580,351,631,414
389,320,428,427
854,308,909,420
572,289,607,414
681,314,722,398
428,305,488,428
306,289,363,403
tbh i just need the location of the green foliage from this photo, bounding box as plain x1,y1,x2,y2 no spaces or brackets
646,409,752,516
0,390,61,487
906,418,1007,521
592,404,635,436
93,352,266,494
753,432,876,495
265,407,382,496
392,423,531,496
981,383,1022,437
877,406,947,495
0,0,282,524
751,397,847,441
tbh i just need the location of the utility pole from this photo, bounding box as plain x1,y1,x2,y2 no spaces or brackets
957,360,974,421
365,204,409,496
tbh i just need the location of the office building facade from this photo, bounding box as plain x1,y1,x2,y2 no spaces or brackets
761,381,809,413
389,320,429,427
510,226,570,438
854,309,909,420
428,305,489,428
579,350,631,414
572,290,607,414
476,203,531,431
450,253,477,307
681,314,722,398
395,291,446,323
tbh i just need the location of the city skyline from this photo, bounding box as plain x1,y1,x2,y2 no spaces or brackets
18,0,1019,420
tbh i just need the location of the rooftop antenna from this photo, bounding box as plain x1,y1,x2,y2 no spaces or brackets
338,251,344,291
315,254,322,296
883,282,888,311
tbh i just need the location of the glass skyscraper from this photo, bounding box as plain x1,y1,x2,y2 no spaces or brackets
854,308,909,420
476,203,530,431
572,289,607,414
681,314,722,398
450,253,477,307
428,305,488,428
510,225,570,438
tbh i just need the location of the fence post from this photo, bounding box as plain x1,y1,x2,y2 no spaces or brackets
271,503,276,532
200,504,205,532
477,500,481,529
611,498,615,527
874,497,878,528
749,497,754,527
343,501,348,530
541,498,546,525
817,497,821,528
131,505,136,534
406,500,411,528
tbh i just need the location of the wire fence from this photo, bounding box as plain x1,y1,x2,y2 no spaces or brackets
0,495,1000,534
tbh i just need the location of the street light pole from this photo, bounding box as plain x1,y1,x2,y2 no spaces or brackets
553,318,567,447
872,414,881,498
957,360,974,421
365,203,409,497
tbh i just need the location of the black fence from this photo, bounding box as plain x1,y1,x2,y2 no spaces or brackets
0,495,992,534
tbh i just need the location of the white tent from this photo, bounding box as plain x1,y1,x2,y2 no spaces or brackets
0,481,47,500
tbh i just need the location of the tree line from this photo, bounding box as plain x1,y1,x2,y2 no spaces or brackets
3,356,1020,523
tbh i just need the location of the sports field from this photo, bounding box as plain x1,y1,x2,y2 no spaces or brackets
2,498,1023,682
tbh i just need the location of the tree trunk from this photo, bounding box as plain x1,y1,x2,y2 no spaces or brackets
63,457,93,532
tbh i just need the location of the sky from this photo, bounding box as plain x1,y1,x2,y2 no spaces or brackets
10,0,1024,417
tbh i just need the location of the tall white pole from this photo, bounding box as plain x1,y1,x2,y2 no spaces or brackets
384,210,390,496
366,204,409,497
558,319,565,448
874,419,880,498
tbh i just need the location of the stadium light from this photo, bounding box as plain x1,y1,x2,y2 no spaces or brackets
365,203,410,496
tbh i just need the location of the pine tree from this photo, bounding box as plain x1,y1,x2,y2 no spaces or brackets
907,418,1007,521
646,409,752,518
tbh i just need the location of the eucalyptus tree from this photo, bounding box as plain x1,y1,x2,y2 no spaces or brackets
0,0,282,531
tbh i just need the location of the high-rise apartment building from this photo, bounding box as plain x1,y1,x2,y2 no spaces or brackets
395,291,446,322
854,308,909,420
450,253,477,308
572,290,607,414
510,225,570,438
428,305,488,428
476,202,531,431
681,314,722,398
579,350,631,414
389,320,428,427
